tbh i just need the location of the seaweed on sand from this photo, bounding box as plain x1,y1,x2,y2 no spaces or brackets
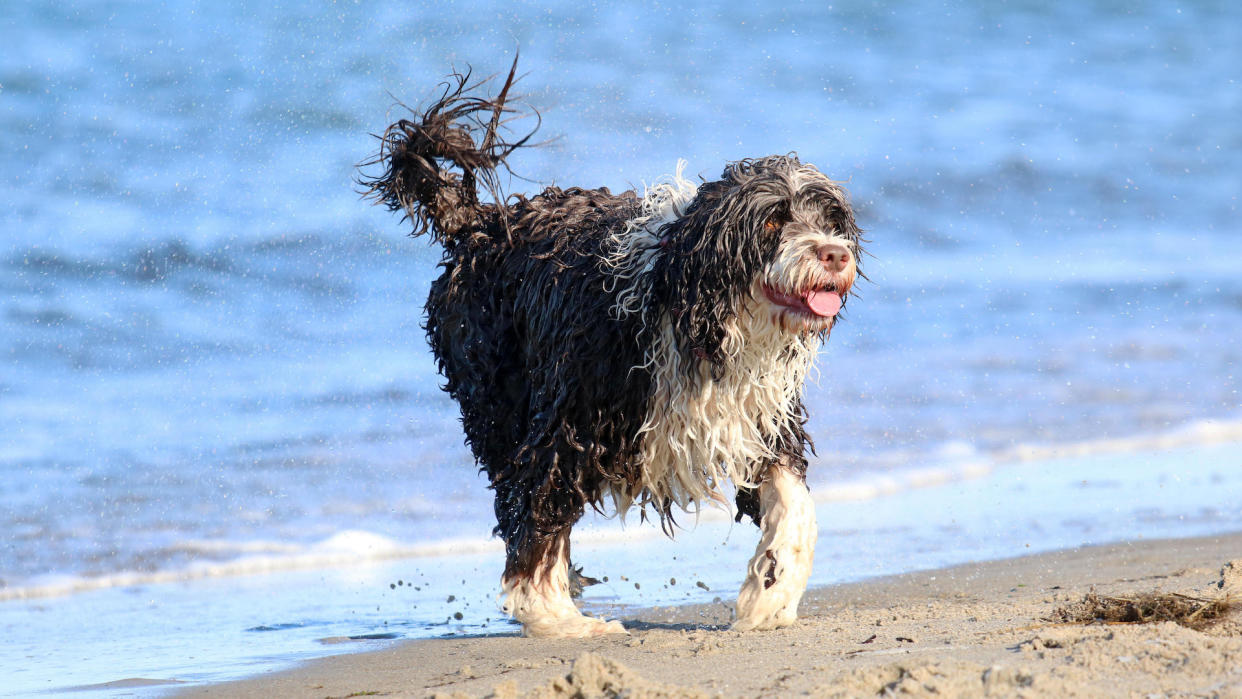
1050,590,1233,631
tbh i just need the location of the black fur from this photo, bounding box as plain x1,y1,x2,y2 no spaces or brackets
359,63,861,587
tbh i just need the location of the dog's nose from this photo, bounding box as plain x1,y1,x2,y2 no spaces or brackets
817,242,852,273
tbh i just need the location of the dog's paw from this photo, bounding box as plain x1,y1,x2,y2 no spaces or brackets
522,614,628,638
730,606,798,632
734,545,806,632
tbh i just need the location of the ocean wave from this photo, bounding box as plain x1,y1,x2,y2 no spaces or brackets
0,531,502,602
808,415,1242,504
4,232,413,287
996,416,1242,463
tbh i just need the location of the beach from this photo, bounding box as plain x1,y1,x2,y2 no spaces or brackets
179,533,1242,697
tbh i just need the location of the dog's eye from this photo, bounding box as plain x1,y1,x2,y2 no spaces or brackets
764,219,781,233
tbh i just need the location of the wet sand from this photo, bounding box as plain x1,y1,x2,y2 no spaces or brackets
179,532,1242,697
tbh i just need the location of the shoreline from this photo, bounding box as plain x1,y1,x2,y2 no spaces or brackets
179,532,1242,697
9,439,1239,697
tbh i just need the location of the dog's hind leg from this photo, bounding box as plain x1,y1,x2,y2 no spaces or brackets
499,528,627,638
733,462,817,631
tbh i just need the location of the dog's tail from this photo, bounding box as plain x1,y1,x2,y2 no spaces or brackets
357,57,536,246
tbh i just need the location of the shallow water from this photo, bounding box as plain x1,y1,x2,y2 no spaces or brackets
2,440,1240,696
2,0,1240,692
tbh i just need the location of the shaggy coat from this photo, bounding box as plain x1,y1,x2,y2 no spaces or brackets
361,63,863,637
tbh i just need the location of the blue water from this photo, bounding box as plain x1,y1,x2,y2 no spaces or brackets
2,0,1241,692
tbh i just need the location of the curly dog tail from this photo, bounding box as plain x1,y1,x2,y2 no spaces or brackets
358,57,536,246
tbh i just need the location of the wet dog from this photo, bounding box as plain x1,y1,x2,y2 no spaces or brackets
360,63,863,637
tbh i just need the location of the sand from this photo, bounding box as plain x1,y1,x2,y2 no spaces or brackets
180,533,1242,698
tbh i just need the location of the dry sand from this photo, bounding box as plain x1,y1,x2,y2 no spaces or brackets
182,533,1242,698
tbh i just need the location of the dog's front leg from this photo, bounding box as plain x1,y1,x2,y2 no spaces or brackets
500,528,627,638
733,463,817,630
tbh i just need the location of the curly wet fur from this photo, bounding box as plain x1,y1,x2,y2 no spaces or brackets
360,61,863,635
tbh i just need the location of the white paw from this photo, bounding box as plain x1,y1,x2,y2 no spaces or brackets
732,601,798,632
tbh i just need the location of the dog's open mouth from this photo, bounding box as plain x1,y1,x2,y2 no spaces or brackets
762,285,842,318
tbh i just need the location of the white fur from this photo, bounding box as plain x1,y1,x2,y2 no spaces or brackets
601,160,698,322
733,465,817,630
500,536,627,637
609,301,820,516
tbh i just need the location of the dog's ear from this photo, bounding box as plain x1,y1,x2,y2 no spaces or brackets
651,177,782,381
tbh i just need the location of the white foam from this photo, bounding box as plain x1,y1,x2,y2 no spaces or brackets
0,531,503,602
809,416,1242,505
810,461,995,504
998,416,1242,463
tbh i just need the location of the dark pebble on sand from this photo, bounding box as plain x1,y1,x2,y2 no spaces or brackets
696,581,710,591
670,577,676,585
447,594,456,602
454,612,463,620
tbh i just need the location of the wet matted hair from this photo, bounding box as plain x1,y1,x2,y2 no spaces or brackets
359,60,864,637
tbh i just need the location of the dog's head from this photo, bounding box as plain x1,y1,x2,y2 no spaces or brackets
653,155,863,372
741,156,862,335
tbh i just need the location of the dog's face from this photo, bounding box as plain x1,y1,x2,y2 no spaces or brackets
756,163,861,334
646,155,862,372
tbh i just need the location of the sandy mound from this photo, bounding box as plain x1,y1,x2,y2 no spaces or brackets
479,653,707,699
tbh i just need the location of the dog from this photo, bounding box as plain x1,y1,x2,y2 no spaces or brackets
359,62,863,637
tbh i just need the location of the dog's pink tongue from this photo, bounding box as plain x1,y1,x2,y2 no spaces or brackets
805,290,842,317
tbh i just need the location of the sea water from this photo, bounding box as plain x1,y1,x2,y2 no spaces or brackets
1,0,1240,693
